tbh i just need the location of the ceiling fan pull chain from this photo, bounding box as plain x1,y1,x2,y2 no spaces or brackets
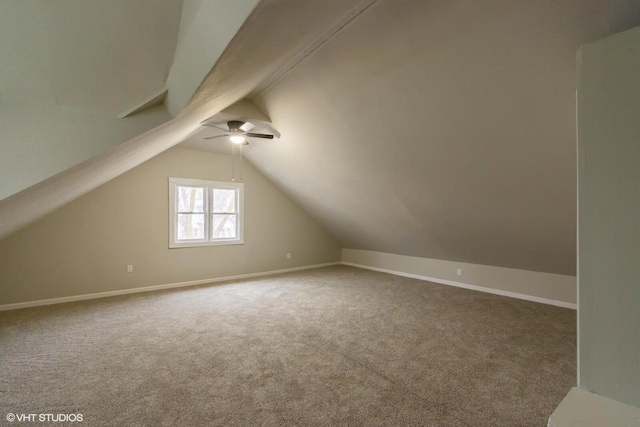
232,141,236,182
239,144,244,181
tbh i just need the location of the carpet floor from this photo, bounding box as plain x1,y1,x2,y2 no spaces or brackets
0,266,575,426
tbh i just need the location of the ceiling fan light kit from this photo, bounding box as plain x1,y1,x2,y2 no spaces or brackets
229,132,246,144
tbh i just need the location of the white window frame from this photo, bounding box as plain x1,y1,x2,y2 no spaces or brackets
169,177,244,248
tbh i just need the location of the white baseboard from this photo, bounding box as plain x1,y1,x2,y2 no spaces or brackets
0,260,576,312
0,262,341,312
342,261,577,309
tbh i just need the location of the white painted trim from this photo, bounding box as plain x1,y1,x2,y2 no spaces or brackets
342,261,577,309
0,262,341,312
168,178,244,248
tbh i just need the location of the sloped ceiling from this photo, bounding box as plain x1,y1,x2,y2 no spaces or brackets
0,0,182,199
243,0,640,276
164,0,260,116
0,0,181,114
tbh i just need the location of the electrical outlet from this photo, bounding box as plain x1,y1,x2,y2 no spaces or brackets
286,252,292,260
456,268,462,276
127,265,133,273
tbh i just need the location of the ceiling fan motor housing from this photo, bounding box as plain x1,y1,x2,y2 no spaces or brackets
227,121,244,132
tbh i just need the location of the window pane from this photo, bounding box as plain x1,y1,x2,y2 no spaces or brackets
213,188,236,213
177,214,205,240
212,214,237,239
177,186,204,212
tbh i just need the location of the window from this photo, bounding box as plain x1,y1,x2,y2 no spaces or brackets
169,178,244,248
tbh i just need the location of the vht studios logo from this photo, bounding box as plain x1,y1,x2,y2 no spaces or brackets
6,413,83,423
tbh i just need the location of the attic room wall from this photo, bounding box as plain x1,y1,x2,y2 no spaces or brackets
577,26,640,408
0,148,340,306
343,249,576,306
0,104,170,200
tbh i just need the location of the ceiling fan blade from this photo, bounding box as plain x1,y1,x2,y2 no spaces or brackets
246,133,274,139
201,124,229,132
204,135,229,140
239,121,256,132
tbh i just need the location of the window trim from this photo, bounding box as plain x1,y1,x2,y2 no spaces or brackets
169,177,244,248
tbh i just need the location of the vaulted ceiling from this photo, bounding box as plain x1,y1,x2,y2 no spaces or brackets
0,0,182,113
0,0,371,238
0,0,182,198
240,0,640,276
0,0,263,200
2,0,639,275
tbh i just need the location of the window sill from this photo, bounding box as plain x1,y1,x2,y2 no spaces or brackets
169,239,244,249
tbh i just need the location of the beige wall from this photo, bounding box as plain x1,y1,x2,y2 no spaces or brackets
577,26,640,408
0,148,340,305
343,249,576,307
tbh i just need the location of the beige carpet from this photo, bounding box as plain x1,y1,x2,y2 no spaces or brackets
0,266,575,426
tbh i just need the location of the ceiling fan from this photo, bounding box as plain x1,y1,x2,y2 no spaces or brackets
202,120,274,145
